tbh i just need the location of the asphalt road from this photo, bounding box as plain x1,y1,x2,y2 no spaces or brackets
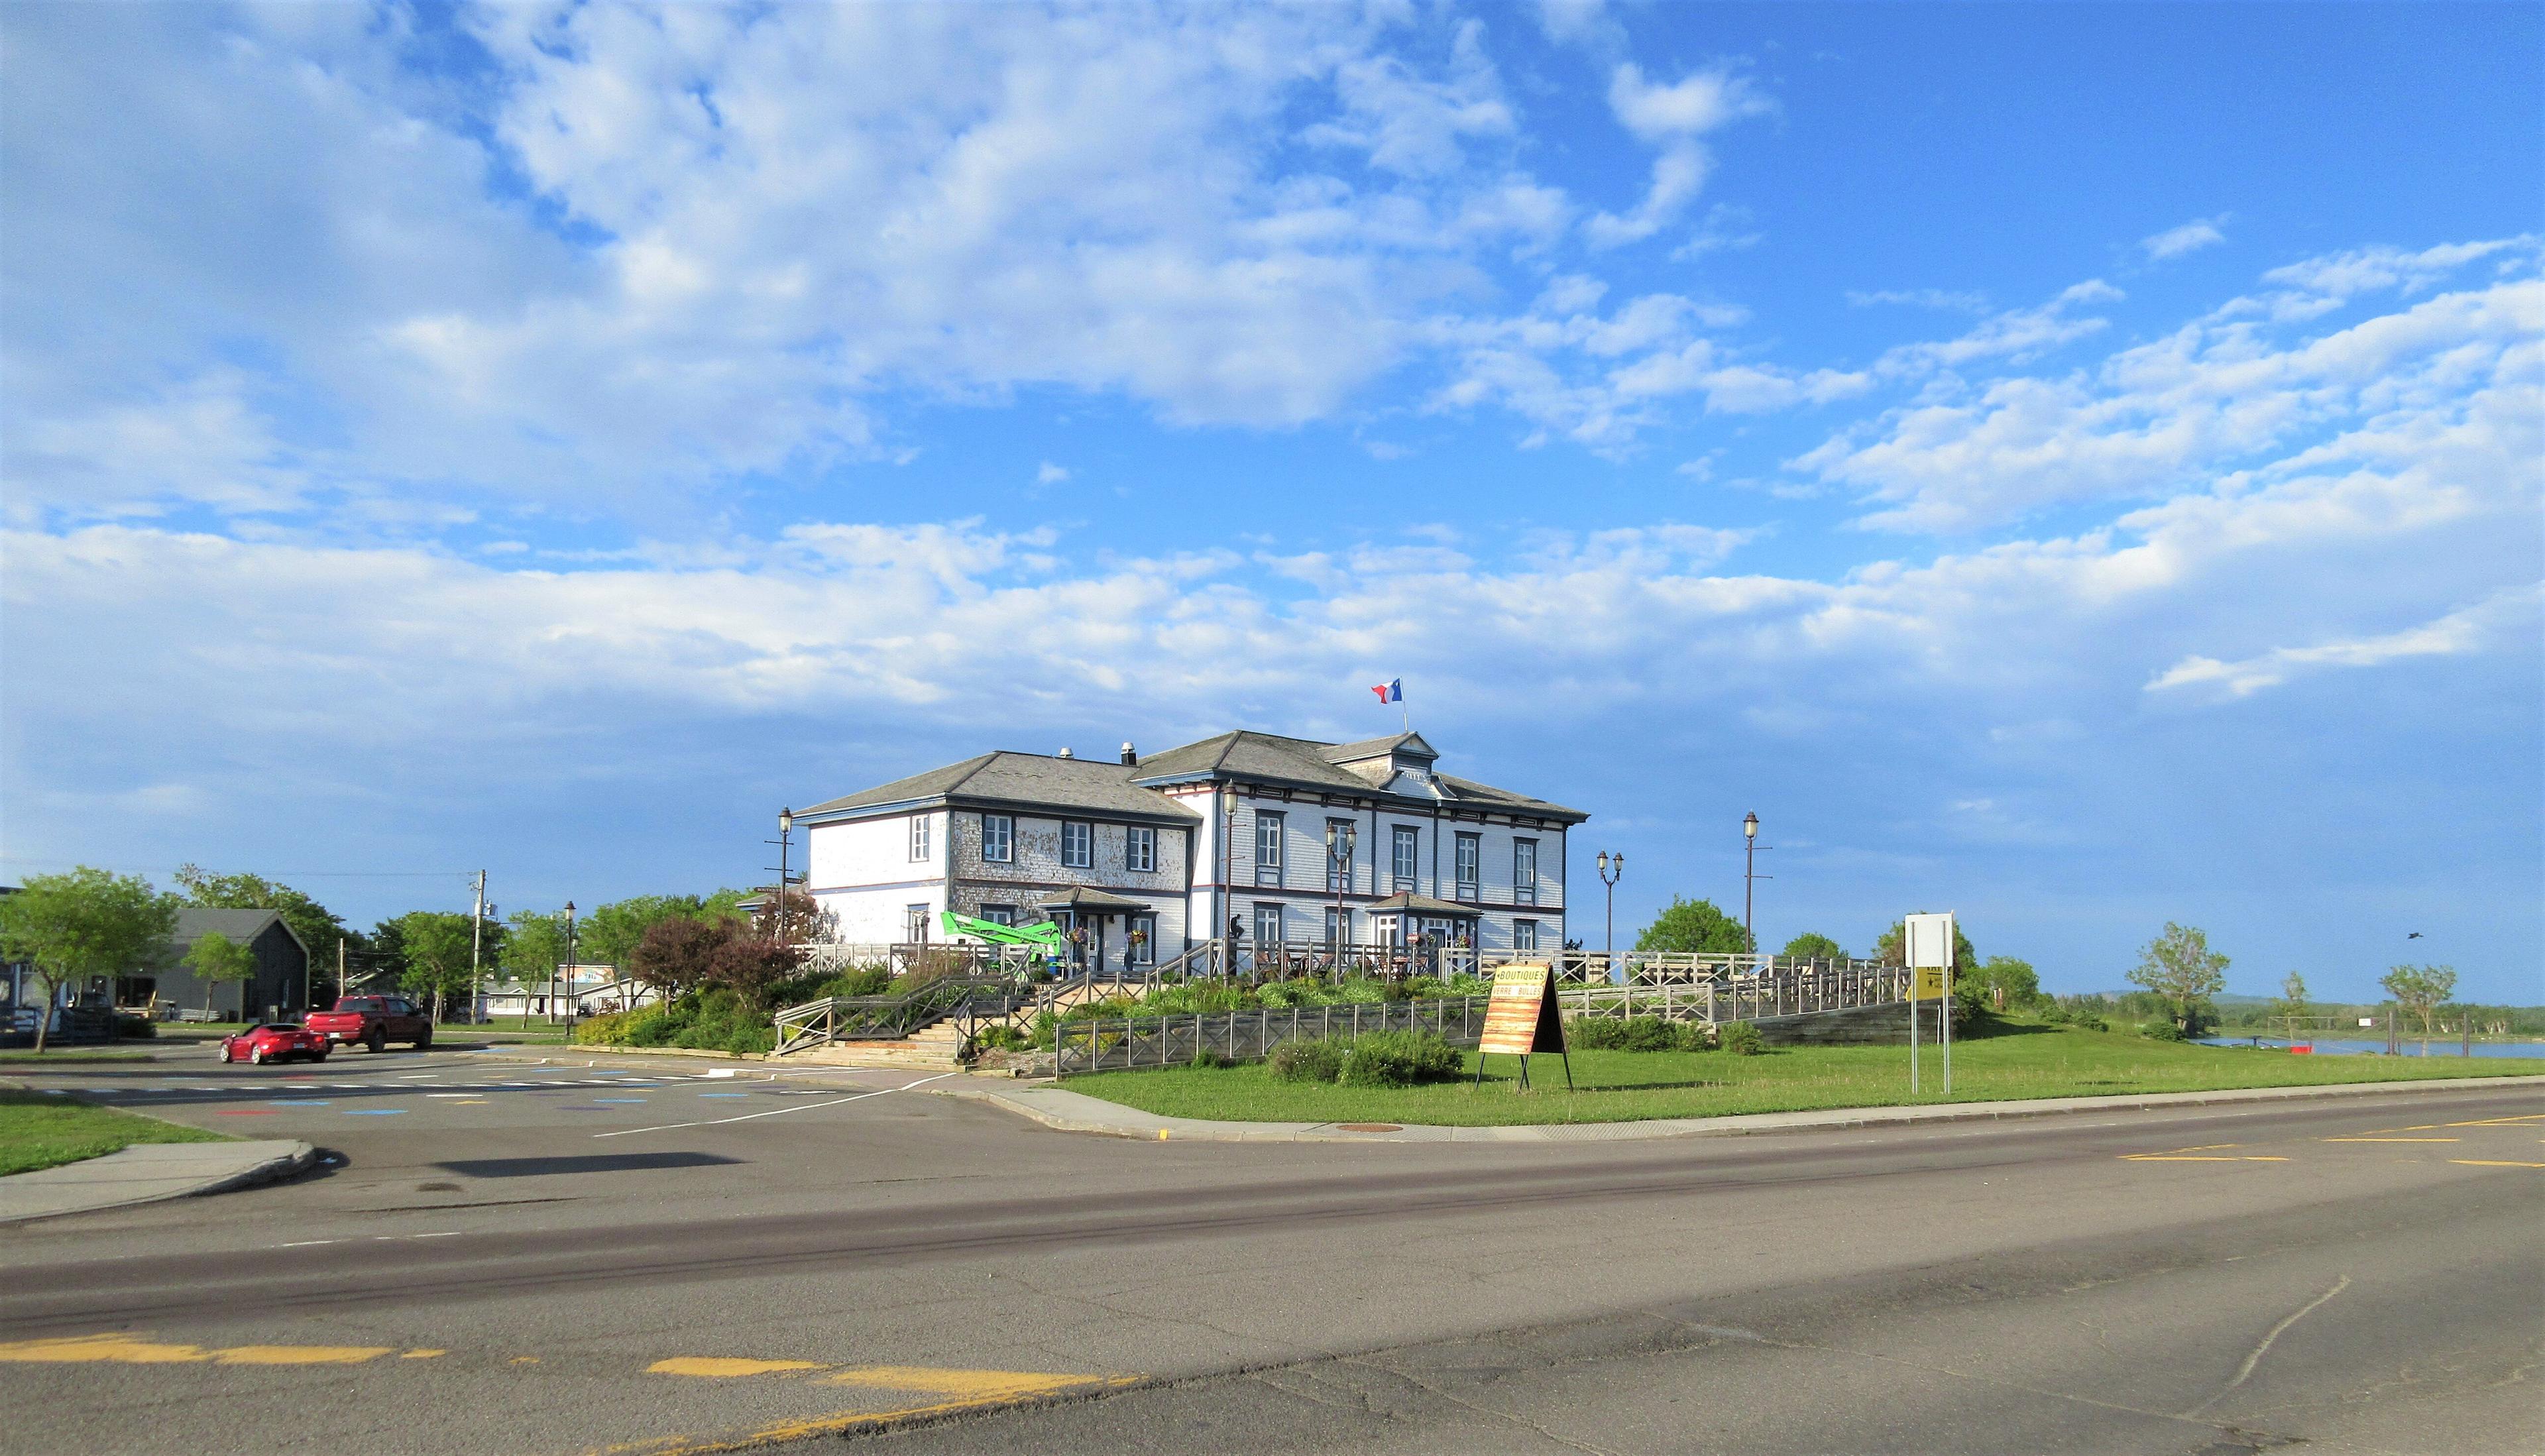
2,1051,2538,1455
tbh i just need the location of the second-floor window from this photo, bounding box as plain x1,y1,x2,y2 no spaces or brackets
1061,820,1092,868
1127,825,1156,873
1454,832,1480,901
1391,825,1418,891
909,814,931,862
1514,839,1537,906
981,813,1013,863
1255,811,1284,886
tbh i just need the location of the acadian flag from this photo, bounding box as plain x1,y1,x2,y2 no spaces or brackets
1370,678,1402,704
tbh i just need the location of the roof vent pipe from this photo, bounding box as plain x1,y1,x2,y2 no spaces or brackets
1119,742,1137,765
1057,747,1074,759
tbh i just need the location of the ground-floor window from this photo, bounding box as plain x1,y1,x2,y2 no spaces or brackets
1130,914,1156,964
980,905,1015,926
1513,919,1538,952
1325,907,1348,948
904,904,931,942
1254,903,1283,948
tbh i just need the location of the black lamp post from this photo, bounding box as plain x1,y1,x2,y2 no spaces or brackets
777,807,795,944
1743,811,1760,957
1595,850,1623,977
561,900,577,1035
1325,820,1357,970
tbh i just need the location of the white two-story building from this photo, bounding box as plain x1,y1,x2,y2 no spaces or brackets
793,730,1587,973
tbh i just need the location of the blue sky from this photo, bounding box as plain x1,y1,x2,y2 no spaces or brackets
3,1,2538,1001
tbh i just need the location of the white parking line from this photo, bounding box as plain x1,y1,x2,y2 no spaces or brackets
593,1073,958,1138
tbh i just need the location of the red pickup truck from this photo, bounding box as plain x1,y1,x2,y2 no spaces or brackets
305,995,433,1053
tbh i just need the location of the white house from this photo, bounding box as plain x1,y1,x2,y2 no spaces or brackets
793,730,1586,973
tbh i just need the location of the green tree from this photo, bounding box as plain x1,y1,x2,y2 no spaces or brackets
2126,923,2228,1035
2275,971,2310,1026
580,895,732,971
1636,897,1749,955
173,865,350,976
1780,932,1848,963
2379,964,2456,1045
184,930,258,1017
1966,956,2043,1013
500,909,572,990
629,916,733,1001
0,868,180,1053
383,911,475,1020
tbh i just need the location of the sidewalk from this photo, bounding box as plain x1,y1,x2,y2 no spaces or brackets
0,1141,316,1224
938,1072,2545,1143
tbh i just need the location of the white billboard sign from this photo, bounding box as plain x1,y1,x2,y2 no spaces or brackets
1904,911,1956,970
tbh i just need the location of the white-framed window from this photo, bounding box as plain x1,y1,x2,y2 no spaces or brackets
981,813,1013,863
1391,825,1418,891
903,904,931,942
1376,915,1401,948
980,905,1015,926
1129,914,1156,964
1513,919,1538,952
1326,907,1348,948
1514,839,1537,907
1255,811,1284,886
1127,825,1156,873
1454,832,1481,901
1254,903,1283,947
1061,820,1092,868
909,814,931,862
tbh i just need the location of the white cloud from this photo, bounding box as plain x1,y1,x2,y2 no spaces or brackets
1847,288,1990,312
1798,252,2542,532
1035,461,1071,486
2141,215,2228,260
2147,586,2541,698
1584,65,1770,249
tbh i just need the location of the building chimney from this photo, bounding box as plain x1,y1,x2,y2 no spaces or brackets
1056,747,1074,759
1119,742,1137,765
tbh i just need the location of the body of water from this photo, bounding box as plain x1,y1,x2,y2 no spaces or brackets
2198,1036,2545,1060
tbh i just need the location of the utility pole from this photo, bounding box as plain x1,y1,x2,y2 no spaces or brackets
336,937,347,1005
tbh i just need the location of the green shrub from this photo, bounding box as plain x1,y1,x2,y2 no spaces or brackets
2140,1020,2186,1042
1620,1016,1678,1052
1337,1030,1464,1087
1331,977,1390,1005
1719,1021,1764,1056
1566,1016,1624,1050
115,1015,156,1040
1271,1037,1347,1083
970,1024,1028,1054
1190,1047,1233,1069
571,1011,634,1045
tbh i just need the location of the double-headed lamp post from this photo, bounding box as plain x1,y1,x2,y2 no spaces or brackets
1595,850,1624,975
1743,811,1760,957
554,900,577,1029
1325,820,1357,968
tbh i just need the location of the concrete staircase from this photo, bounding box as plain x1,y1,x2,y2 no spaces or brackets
779,1019,970,1070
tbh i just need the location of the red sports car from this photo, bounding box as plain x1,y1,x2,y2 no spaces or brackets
219,1023,330,1065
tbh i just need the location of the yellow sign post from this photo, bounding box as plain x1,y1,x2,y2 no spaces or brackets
1907,966,1949,1001
1475,962,1572,1092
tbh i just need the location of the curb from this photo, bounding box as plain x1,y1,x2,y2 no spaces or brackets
0,1141,318,1225
939,1072,2545,1144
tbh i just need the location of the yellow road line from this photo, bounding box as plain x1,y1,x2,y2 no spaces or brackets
649,1357,827,1378
819,1365,1113,1399
2324,1137,2459,1143
2449,1159,2545,1169
0,1335,396,1367
402,1349,446,1359
2122,1155,2289,1162
588,1372,1143,1456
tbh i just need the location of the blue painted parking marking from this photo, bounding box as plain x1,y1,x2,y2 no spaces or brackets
342,1109,406,1116
593,1098,647,1103
271,1100,331,1107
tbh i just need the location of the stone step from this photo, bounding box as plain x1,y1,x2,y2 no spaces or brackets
775,1039,962,1070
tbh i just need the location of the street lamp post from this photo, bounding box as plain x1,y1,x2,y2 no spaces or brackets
1595,850,1623,980
1743,811,1760,957
1325,820,1357,972
777,807,795,945
561,900,577,1035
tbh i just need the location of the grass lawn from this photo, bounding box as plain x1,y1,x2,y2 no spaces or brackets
0,1090,231,1176
1064,1023,2545,1127
0,1050,158,1063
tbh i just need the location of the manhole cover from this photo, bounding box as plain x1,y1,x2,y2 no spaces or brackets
1335,1123,1402,1133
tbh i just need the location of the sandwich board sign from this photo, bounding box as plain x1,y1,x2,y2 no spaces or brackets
1475,962,1572,1091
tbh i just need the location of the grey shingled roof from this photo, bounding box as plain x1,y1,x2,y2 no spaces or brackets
169,908,304,955
802,752,1199,824
1132,730,1587,822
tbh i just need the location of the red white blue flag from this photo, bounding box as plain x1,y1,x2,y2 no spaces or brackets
1370,678,1402,704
